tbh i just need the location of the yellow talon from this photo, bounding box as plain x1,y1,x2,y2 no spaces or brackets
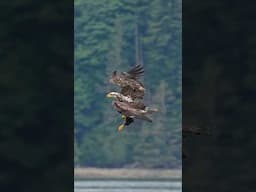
118,124,125,132
121,115,126,119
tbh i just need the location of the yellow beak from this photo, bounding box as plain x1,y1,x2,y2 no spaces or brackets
106,93,112,98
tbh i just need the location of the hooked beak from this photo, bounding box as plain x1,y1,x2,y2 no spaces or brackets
106,93,112,98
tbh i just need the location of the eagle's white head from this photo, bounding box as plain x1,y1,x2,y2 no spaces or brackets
106,92,133,102
106,92,120,98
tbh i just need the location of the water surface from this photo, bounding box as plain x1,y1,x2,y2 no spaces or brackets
75,179,181,192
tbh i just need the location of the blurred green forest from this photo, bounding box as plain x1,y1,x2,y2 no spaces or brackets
75,0,181,168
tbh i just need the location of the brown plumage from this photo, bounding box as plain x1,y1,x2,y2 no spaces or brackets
107,65,159,131
109,65,145,100
107,91,158,112
113,100,153,122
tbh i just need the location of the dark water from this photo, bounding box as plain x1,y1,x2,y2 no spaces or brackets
74,179,181,192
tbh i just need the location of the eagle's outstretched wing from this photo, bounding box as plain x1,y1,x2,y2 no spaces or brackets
122,65,144,80
120,85,144,100
110,65,145,100
113,101,152,122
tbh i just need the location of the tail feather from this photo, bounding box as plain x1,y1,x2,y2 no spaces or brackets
145,107,159,114
139,115,153,122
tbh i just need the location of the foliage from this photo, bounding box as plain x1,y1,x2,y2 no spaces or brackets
75,0,181,168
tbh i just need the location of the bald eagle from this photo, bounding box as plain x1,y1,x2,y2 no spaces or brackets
107,65,158,131
109,65,145,99
106,92,158,131
106,92,158,113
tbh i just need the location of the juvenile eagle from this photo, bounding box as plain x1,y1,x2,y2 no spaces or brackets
107,65,158,131
113,100,153,122
106,92,158,113
109,65,145,99
106,92,158,131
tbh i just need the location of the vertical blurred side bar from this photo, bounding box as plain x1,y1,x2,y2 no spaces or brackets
0,1,74,191
183,0,256,192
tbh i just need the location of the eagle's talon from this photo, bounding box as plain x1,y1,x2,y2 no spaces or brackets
118,124,125,132
121,115,126,119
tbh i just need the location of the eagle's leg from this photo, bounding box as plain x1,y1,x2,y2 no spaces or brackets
118,116,127,131
118,123,125,132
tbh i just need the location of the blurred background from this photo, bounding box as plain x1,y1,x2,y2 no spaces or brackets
183,1,256,191
74,0,182,170
0,1,73,191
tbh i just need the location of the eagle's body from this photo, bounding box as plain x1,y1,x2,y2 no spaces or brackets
107,92,145,108
107,92,159,124
110,65,145,99
107,92,134,103
107,65,158,131
113,100,152,122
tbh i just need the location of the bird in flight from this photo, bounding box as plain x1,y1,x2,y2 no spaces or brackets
107,65,158,131
109,64,145,99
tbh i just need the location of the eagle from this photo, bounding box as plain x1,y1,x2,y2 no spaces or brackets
109,65,145,100
106,92,158,131
107,64,158,131
106,92,158,113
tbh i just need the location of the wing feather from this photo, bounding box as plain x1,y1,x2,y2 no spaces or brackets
110,65,145,99
121,86,144,100
125,65,144,80
113,101,152,122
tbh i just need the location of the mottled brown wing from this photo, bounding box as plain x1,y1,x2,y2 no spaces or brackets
121,86,144,100
125,65,144,80
113,101,152,122
129,101,145,110
113,101,135,116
